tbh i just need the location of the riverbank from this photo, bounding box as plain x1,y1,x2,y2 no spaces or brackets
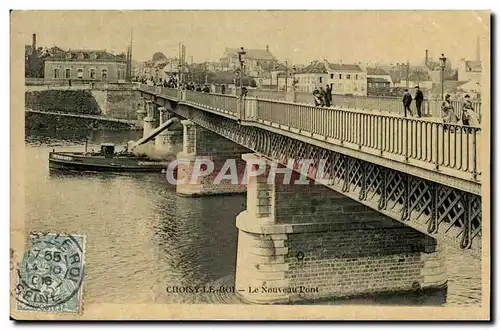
25,89,143,132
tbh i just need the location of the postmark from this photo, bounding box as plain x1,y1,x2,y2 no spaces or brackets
15,232,85,313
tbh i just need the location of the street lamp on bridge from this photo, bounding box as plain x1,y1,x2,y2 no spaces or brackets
238,47,246,96
439,53,447,100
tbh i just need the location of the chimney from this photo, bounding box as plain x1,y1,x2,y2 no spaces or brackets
425,49,428,66
266,45,269,52
32,33,36,51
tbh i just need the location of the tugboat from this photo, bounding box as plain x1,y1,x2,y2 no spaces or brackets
49,143,169,172
49,117,180,172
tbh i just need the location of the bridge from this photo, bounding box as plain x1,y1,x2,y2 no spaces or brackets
138,84,484,304
25,109,141,127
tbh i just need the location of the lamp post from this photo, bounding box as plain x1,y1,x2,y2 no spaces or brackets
238,47,246,96
292,65,297,102
439,53,447,100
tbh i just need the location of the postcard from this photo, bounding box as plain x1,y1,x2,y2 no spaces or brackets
10,10,490,320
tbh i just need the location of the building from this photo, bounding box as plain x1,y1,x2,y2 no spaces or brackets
296,60,367,96
220,46,277,76
44,49,128,83
295,61,328,93
458,60,481,82
367,77,390,89
366,67,393,86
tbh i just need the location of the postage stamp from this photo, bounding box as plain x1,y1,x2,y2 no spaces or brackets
15,232,85,313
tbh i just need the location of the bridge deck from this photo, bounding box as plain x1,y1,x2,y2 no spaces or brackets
140,85,484,255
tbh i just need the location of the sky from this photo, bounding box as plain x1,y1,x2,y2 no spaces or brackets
12,10,490,67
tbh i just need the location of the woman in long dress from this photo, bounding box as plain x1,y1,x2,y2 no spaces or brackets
441,94,457,130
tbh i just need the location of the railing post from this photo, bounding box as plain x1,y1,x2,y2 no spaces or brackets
405,119,409,161
472,130,477,180
434,123,440,170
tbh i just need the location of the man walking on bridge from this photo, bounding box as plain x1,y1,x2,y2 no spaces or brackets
402,89,413,117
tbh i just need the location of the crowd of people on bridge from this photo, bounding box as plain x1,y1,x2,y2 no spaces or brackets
402,86,480,127
136,75,230,94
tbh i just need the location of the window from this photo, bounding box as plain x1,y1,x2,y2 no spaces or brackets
65,68,71,79
65,53,72,60
53,68,60,79
77,68,84,79
319,77,323,83
347,74,351,80
330,73,334,79
339,74,342,79
101,69,108,80
90,69,96,80
355,74,358,80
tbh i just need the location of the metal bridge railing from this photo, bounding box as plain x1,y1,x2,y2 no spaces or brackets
158,87,181,99
184,90,239,117
140,84,481,179
255,98,481,179
248,89,482,121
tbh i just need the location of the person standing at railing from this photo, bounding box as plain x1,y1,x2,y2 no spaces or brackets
414,86,423,118
319,87,326,107
312,87,321,106
402,89,413,117
325,84,332,107
461,94,480,129
441,94,458,131
221,84,226,95
202,84,210,93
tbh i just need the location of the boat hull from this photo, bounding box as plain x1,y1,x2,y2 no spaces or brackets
48,152,170,172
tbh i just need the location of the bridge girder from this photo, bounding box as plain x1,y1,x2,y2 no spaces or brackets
162,103,482,256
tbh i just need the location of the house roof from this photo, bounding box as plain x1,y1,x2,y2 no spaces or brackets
224,48,276,61
327,63,363,72
366,67,390,76
368,77,391,83
458,79,481,92
297,61,363,74
46,50,126,62
296,61,328,74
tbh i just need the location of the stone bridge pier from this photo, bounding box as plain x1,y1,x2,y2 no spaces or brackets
175,120,252,196
235,153,447,304
154,108,183,157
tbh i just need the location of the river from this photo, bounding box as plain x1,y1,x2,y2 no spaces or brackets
24,129,482,306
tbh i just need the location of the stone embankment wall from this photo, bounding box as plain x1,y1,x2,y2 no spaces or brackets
25,89,143,131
